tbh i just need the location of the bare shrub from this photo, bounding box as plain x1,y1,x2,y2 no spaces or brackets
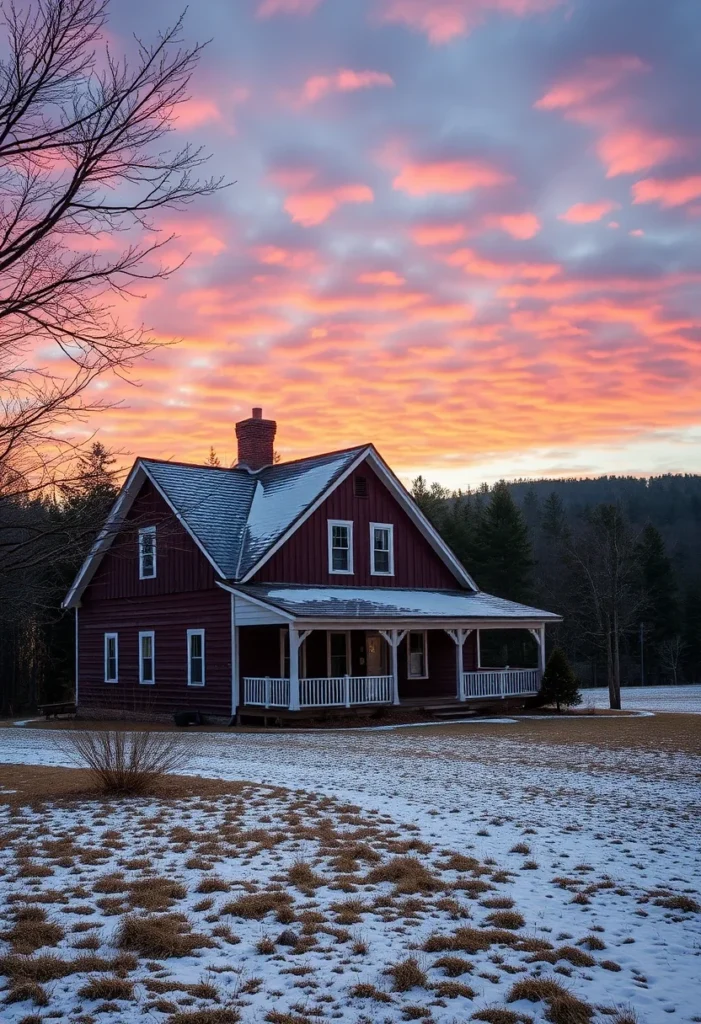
55,730,196,795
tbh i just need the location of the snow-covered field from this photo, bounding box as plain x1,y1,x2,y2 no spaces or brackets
1,720,700,1023
582,684,701,714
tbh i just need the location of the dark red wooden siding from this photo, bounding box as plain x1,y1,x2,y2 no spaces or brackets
253,460,461,589
78,589,231,717
87,478,216,601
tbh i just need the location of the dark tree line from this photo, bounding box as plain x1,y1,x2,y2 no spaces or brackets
412,474,701,706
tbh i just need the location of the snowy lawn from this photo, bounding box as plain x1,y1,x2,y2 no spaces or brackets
581,684,701,714
1,715,700,1024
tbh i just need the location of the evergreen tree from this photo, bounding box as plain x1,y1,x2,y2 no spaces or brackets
637,524,678,663
540,648,581,712
475,481,533,602
206,446,221,467
683,584,701,682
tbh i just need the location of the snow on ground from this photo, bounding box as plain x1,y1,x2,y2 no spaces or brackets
1,721,700,1023
581,684,701,714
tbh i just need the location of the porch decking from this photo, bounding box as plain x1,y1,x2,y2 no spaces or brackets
243,668,541,710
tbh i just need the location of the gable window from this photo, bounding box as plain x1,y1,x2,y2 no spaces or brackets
138,526,157,579
187,629,205,686
353,475,368,498
370,523,394,576
328,631,350,677
104,633,118,683
407,631,428,679
139,631,155,685
328,520,353,574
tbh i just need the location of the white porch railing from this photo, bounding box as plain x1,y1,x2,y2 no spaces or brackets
243,675,393,709
301,675,393,707
462,668,541,699
243,677,290,707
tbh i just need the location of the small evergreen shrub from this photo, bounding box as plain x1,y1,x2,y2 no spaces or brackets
540,649,581,712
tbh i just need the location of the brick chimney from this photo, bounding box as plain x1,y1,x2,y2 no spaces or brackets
235,407,277,470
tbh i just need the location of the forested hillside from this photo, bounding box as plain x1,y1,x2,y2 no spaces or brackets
411,474,701,690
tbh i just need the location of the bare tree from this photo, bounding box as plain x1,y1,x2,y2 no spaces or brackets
658,635,686,685
566,504,642,709
0,0,224,481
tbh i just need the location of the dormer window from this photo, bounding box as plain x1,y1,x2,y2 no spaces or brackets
138,526,156,579
370,523,394,576
328,520,353,574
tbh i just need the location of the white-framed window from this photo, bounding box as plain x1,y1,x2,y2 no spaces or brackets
139,631,155,685
187,629,205,687
327,631,351,677
138,526,157,579
370,522,394,576
407,631,428,679
328,519,353,574
104,633,118,683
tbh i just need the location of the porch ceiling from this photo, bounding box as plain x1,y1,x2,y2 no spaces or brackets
224,582,560,628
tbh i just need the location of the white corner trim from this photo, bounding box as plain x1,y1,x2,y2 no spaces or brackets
215,581,296,621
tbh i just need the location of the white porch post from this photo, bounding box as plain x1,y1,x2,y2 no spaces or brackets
476,628,481,669
380,629,407,706
539,624,546,675
390,630,400,706
230,594,239,716
445,628,470,700
289,625,300,711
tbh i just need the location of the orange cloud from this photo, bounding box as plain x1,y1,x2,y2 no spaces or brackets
558,200,618,224
393,158,511,196
174,98,222,129
376,0,562,44
358,271,406,286
490,212,541,239
598,129,688,177
446,247,560,280
535,55,647,114
632,176,701,208
299,69,394,104
257,0,321,16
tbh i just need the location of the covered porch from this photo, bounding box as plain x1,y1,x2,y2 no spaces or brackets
223,583,560,715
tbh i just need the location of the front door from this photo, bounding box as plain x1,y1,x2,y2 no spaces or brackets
366,632,389,675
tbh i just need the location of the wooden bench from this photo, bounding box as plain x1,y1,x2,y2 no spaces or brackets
37,701,77,719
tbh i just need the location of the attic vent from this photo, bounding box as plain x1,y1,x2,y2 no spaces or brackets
354,475,368,498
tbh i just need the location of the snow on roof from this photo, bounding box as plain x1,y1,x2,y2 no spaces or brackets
142,446,365,579
236,584,560,621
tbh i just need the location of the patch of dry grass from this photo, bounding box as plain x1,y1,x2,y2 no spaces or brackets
385,956,427,992
287,860,324,893
116,913,215,958
433,954,473,976
484,910,525,930
506,977,593,1024
77,976,135,1001
221,890,294,920
165,1012,240,1024
2,905,65,954
3,981,50,1007
366,856,442,894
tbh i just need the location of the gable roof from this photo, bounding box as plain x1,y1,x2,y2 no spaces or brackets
63,443,476,608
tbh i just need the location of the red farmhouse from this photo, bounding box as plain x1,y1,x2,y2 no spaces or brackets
64,409,559,721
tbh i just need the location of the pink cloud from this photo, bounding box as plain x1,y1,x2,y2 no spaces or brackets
376,0,562,45
558,200,618,224
394,158,511,196
284,183,374,225
598,129,688,177
299,68,394,104
410,222,467,246
257,0,322,16
490,212,541,239
358,270,406,286
174,98,222,129
632,176,701,208
535,55,647,115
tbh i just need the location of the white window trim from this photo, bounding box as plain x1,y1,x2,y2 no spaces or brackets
138,630,155,685
327,519,354,575
327,630,352,678
104,633,118,683
187,628,205,687
370,522,395,576
406,630,429,680
280,628,307,678
138,525,157,580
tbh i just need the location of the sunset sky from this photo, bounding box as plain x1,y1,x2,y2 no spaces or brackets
79,0,700,488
